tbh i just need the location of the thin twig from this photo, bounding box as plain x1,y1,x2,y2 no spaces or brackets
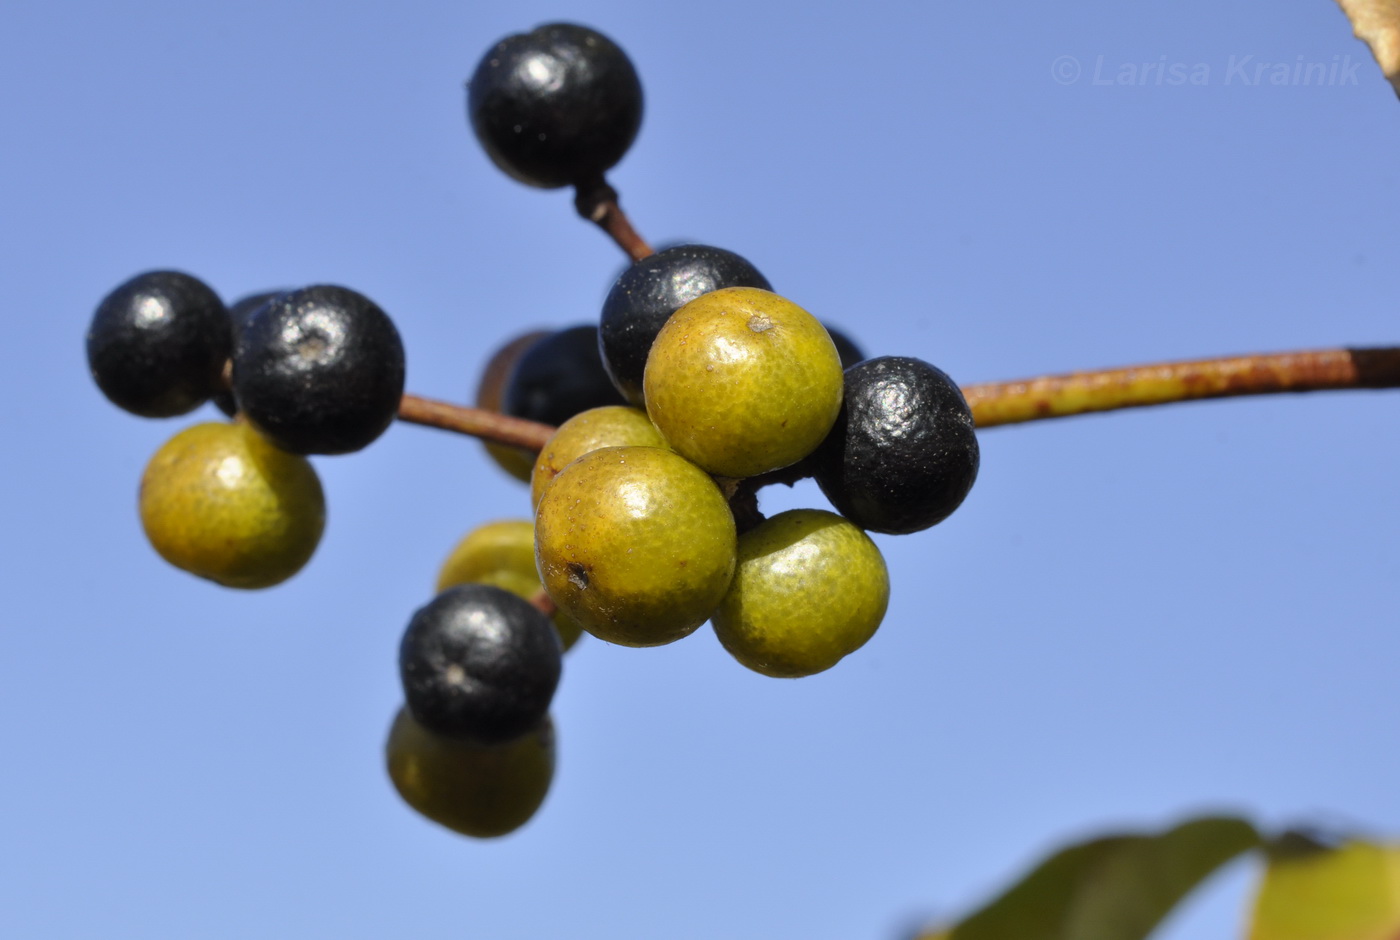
573,177,654,262
963,346,1400,428
397,393,553,451
394,346,1400,447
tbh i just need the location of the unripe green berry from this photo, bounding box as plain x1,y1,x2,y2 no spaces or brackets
529,405,669,510
534,446,736,647
139,421,324,589
643,288,843,479
712,509,889,678
437,519,583,651
386,707,555,838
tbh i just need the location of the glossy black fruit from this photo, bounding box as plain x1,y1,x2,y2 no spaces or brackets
231,285,405,455
468,23,643,189
399,584,563,745
87,270,229,417
814,356,979,534
598,244,771,406
213,291,287,417
502,324,626,427
475,329,551,481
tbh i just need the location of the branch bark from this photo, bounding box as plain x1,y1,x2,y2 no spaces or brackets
962,346,1400,428
395,346,1400,444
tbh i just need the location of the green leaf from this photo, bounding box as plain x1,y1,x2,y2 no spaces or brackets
1060,817,1263,940
917,816,1260,940
1248,837,1400,940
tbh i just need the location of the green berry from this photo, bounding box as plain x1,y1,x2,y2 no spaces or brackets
534,446,736,647
529,405,669,510
436,519,539,590
643,287,843,479
386,707,554,838
599,244,772,406
712,509,889,678
139,421,325,589
437,519,583,651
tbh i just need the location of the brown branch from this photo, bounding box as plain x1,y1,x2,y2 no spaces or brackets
393,346,1400,448
962,346,1400,429
397,393,553,451
573,177,654,262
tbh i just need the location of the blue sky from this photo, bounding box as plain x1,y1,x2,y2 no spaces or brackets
2,1,1397,937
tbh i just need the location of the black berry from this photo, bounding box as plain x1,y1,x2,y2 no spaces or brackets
474,329,552,481
399,584,563,745
231,285,405,455
468,23,643,189
598,245,771,405
213,290,287,417
228,290,287,334
814,356,979,534
86,270,229,418
503,324,626,427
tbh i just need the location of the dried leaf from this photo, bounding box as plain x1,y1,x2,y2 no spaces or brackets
1335,0,1400,95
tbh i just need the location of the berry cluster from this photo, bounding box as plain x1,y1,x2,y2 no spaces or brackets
85,22,978,839
466,24,978,673
87,275,404,587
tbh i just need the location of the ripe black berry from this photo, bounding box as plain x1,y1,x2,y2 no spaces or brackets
814,356,979,534
399,584,563,745
213,291,287,417
475,329,551,481
87,270,229,418
598,244,772,405
468,23,643,189
231,285,405,455
227,290,287,334
502,324,626,427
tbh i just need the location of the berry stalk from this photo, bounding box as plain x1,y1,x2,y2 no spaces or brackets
574,178,654,262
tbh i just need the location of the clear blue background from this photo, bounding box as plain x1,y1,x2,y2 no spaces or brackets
2,1,1396,937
